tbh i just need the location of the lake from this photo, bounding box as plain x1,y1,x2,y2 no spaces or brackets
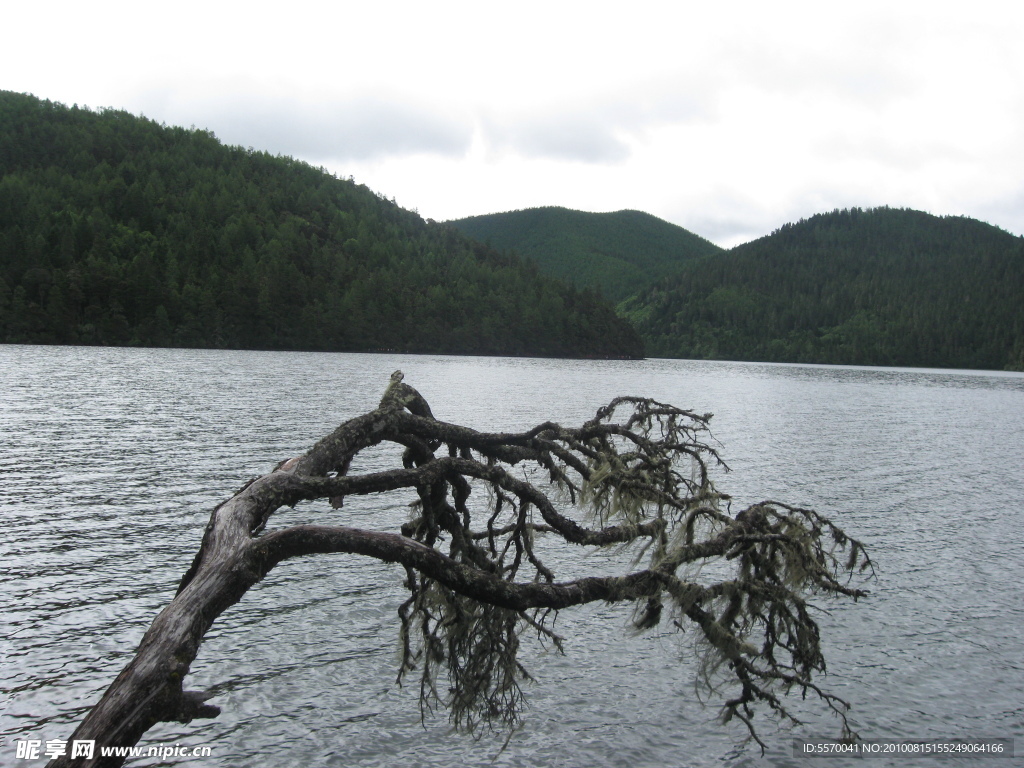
2,346,1022,767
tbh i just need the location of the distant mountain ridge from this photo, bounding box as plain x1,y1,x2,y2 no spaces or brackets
451,204,1023,371
626,207,1024,370
0,91,643,358
448,207,722,302
5,91,1020,370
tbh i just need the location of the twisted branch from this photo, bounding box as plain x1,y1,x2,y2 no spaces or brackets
50,371,870,767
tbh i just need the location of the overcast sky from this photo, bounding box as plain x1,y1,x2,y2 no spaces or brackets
5,0,1023,247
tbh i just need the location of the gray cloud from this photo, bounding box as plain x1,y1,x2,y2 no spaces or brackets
679,210,783,249
664,190,786,248
971,187,1024,239
814,133,971,170
480,80,714,164
135,71,718,169
482,112,632,164
685,217,765,248
742,54,915,111
135,85,473,162
667,185,888,249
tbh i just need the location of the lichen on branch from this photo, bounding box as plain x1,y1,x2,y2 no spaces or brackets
50,372,871,767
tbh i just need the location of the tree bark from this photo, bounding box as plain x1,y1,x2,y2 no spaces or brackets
47,372,870,766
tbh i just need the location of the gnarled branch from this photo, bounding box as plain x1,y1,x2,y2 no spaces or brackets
49,372,870,767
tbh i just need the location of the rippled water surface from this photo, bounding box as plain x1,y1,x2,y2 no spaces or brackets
2,347,1022,766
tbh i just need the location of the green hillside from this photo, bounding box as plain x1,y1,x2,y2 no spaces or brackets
448,207,722,302
0,92,642,358
626,207,1024,370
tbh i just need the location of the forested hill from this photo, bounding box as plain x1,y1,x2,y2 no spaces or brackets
448,207,722,302
0,91,642,358
624,207,1024,370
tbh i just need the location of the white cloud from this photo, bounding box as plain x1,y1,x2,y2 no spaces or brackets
3,0,1024,246
132,81,473,162
481,110,632,164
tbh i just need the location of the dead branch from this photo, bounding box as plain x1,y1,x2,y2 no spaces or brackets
49,371,870,767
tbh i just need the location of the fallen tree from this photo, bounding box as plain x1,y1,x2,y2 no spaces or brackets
49,372,871,767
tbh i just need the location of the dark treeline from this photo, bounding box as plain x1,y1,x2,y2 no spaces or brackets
626,207,1024,370
0,91,642,358
449,207,722,303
